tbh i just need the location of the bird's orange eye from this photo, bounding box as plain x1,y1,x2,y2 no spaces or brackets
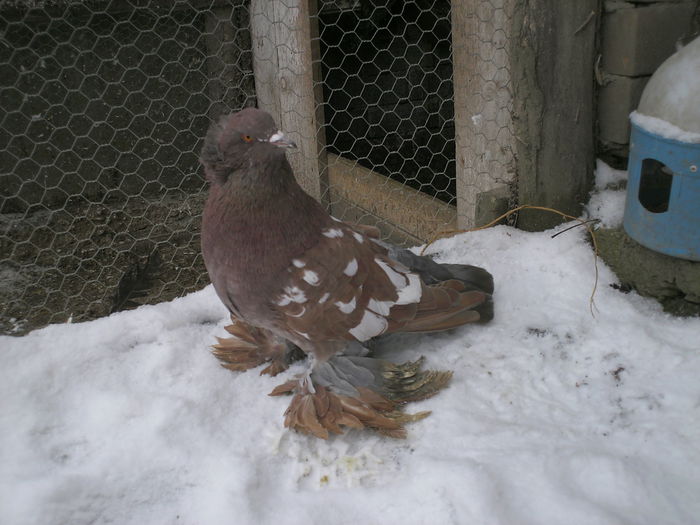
242,134,254,143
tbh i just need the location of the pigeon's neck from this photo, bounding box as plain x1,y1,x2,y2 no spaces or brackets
205,161,328,248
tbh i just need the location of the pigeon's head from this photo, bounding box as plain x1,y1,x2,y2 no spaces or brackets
201,108,297,184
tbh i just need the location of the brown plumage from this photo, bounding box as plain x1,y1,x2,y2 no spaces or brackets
200,108,494,438
211,316,304,376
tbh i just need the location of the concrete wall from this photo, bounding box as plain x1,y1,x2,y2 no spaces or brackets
597,0,698,160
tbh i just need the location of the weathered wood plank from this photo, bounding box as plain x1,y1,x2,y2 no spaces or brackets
452,0,596,231
452,0,515,229
250,0,327,202
327,153,457,246
510,0,597,230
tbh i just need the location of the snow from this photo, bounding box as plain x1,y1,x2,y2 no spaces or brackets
2,223,700,525
636,36,700,135
584,159,628,228
630,111,700,144
592,158,627,190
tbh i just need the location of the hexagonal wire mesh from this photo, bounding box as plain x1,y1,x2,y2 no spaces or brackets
314,0,465,248
0,0,473,335
318,0,455,202
1,1,256,334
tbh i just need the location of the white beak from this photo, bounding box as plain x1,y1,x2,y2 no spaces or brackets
268,130,297,149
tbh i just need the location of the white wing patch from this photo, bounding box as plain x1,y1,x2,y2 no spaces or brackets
292,259,305,268
343,258,358,277
396,272,422,305
319,292,330,304
322,228,344,238
353,232,364,243
334,297,357,314
276,285,307,306
367,298,392,316
375,258,408,289
303,270,320,286
349,309,388,341
374,257,422,305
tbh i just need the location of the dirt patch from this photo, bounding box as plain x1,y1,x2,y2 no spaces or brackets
596,226,700,317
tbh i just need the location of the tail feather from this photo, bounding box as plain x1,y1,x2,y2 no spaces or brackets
441,263,494,295
383,242,492,289
401,307,481,333
382,243,494,326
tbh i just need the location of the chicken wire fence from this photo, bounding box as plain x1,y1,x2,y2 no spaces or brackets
319,0,455,202
1,0,507,335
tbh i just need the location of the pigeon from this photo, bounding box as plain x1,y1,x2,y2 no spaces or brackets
200,108,494,438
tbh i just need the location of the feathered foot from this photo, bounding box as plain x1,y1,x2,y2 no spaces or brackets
380,356,453,403
212,316,305,376
269,355,452,439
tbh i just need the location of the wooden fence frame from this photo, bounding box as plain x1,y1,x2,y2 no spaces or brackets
249,0,597,244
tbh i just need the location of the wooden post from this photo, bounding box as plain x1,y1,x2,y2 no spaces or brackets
452,0,597,230
250,0,328,203
452,0,516,230
511,0,597,230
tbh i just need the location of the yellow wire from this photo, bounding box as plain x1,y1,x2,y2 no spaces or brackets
420,205,600,317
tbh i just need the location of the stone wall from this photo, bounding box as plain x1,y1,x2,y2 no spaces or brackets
597,0,699,162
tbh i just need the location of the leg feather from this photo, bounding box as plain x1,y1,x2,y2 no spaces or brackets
212,316,305,376
270,354,452,439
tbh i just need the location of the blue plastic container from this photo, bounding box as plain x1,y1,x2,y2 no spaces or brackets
623,121,700,261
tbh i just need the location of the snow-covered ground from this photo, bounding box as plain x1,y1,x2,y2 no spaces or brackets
585,159,628,229
2,166,700,525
